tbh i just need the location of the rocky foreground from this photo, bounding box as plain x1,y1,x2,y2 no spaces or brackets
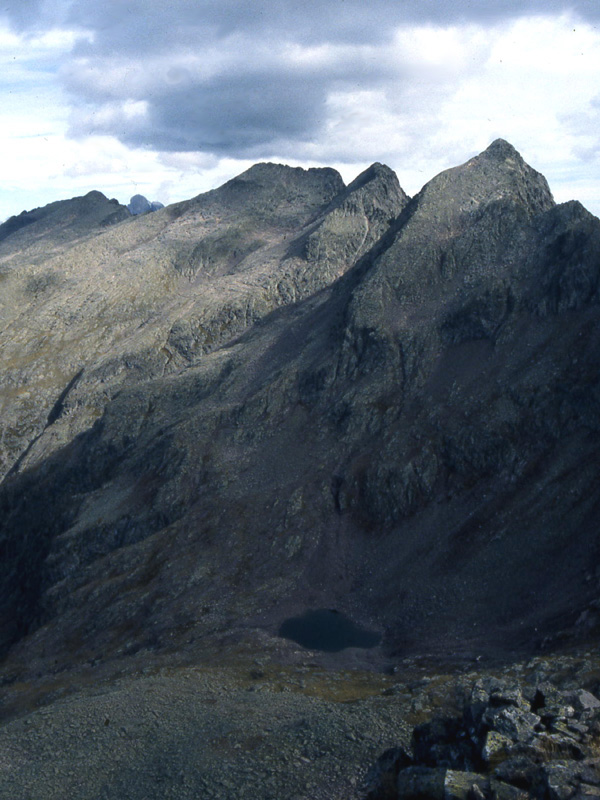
1,652,600,799
367,671,600,800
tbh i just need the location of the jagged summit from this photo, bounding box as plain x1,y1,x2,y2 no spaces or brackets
315,161,408,226
296,162,409,280
412,137,555,222
217,161,345,204
181,161,346,228
231,160,343,183
345,161,401,193
483,137,523,160
343,139,557,335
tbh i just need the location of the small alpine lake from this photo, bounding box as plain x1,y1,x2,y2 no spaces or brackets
278,609,381,652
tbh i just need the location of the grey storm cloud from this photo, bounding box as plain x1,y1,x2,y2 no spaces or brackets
4,0,600,158
60,27,395,156
4,0,600,38
68,72,335,155
141,78,329,154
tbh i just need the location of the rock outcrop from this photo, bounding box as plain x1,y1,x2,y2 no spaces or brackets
365,678,600,800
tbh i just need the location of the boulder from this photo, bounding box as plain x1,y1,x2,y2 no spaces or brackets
396,766,446,800
482,731,514,767
482,706,541,743
365,681,600,800
364,746,414,800
445,770,490,800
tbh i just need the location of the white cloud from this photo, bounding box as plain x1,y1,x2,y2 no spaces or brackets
2,10,600,222
289,13,600,204
424,15,600,190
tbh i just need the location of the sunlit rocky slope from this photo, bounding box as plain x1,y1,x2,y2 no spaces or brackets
0,162,405,480
1,140,600,799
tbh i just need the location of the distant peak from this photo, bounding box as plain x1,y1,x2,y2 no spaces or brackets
343,162,409,206
84,190,108,201
363,162,396,178
128,195,163,215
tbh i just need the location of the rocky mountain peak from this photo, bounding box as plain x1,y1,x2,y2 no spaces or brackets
127,194,164,215
299,163,409,281
233,160,343,183
192,161,346,228
411,139,555,226
483,137,523,161
344,141,556,333
220,161,345,201
345,161,402,192
322,162,409,219
1,143,600,800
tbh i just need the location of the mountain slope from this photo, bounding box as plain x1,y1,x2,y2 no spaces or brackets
0,163,407,481
1,141,599,687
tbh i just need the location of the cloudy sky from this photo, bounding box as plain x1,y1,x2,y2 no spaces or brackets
2,0,600,220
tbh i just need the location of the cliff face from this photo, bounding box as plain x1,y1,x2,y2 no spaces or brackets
1,141,600,687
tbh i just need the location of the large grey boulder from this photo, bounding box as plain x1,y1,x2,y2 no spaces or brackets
367,680,600,800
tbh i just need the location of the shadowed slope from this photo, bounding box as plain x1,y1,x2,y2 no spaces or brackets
0,142,599,683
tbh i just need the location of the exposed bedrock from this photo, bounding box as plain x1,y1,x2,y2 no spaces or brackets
0,142,599,681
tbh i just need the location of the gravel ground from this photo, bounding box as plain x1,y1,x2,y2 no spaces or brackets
0,663,415,800
2,650,598,800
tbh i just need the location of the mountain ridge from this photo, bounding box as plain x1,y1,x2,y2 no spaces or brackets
1,140,600,798
0,160,407,482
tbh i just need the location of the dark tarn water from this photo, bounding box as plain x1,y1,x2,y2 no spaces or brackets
278,609,381,652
